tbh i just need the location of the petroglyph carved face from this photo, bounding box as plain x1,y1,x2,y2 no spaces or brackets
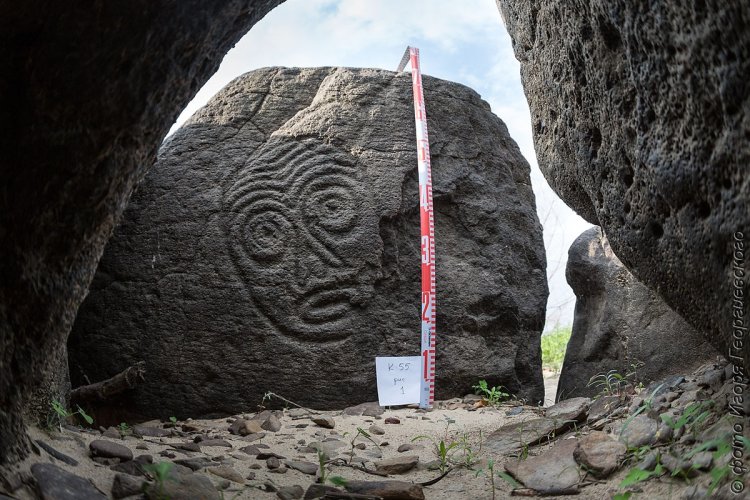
223,137,380,341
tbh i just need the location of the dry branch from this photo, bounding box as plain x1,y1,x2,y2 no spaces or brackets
70,362,145,402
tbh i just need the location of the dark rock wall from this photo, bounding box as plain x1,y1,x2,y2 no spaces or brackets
68,67,549,417
496,1,749,368
558,227,717,400
0,0,283,465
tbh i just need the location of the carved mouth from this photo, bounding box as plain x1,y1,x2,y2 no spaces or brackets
299,288,357,324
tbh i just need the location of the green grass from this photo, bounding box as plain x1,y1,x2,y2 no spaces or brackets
541,326,571,373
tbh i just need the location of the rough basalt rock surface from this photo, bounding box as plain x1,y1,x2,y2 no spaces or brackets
69,67,548,416
557,227,717,400
0,0,283,465
496,1,750,367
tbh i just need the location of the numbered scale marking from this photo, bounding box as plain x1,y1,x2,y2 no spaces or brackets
397,46,436,409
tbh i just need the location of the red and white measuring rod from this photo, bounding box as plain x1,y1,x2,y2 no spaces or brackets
397,46,436,409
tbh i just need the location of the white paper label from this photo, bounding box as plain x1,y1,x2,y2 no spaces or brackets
375,356,421,406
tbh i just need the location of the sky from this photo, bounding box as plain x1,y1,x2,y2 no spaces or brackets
170,0,593,331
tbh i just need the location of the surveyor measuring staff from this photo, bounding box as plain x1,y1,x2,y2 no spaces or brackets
397,46,436,410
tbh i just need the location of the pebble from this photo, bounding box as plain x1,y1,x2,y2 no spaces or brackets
262,414,283,432
208,465,245,483
312,416,335,429
35,440,79,466
573,431,626,478
276,485,304,500
285,460,318,475
266,456,281,469
397,444,414,453
89,439,133,462
375,455,419,474
384,417,400,424
617,415,658,448
200,439,232,447
174,457,214,471
504,438,580,494
31,463,107,500
344,480,424,500
369,425,385,435
111,473,144,499
545,397,590,422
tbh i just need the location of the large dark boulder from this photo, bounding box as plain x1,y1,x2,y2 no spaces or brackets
0,1,283,465
69,67,549,416
496,1,750,368
557,227,717,400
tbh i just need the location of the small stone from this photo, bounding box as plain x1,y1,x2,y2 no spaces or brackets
545,397,590,422
133,425,171,438
344,480,424,500
246,471,256,480
384,417,400,424
276,485,304,500
285,460,318,475
504,438,580,494
586,395,621,422
182,423,201,432
240,420,264,436
258,451,287,460
200,439,232,447
112,473,144,499
92,456,120,466
174,457,214,471
312,416,335,429
159,450,176,458
35,440,79,466
690,451,713,471
617,415,658,448
208,465,245,484
505,406,524,416
661,453,698,478
267,456,281,469
173,442,201,452
354,443,366,450
240,444,261,455
573,431,626,478
369,425,385,435
110,460,145,477
144,467,219,500
342,402,385,417
397,444,414,453
216,479,231,490
249,463,262,470
269,466,288,474
136,443,149,450
103,427,121,439
32,463,107,500
90,439,133,462
304,484,342,499
375,455,419,475
262,414,282,432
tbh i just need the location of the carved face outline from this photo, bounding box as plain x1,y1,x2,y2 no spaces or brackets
222,137,380,342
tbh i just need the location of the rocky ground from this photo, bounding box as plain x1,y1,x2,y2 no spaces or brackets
1,357,746,499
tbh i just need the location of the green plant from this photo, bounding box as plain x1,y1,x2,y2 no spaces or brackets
169,416,177,424
143,461,173,499
315,449,346,486
472,380,510,406
49,400,93,430
457,430,482,469
412,434,460,474
540,326,571,373
660,401,713,439
587,363,644,398
117,422,131,435
343,427,381,464
477,458,521,500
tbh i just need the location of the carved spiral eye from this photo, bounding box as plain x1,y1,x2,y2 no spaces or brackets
242,211,292,261
308,187,357,233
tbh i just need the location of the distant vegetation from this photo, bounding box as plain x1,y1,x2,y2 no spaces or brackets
541,325,571,373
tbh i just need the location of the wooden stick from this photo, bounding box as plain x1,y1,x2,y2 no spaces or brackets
70,362,145,402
